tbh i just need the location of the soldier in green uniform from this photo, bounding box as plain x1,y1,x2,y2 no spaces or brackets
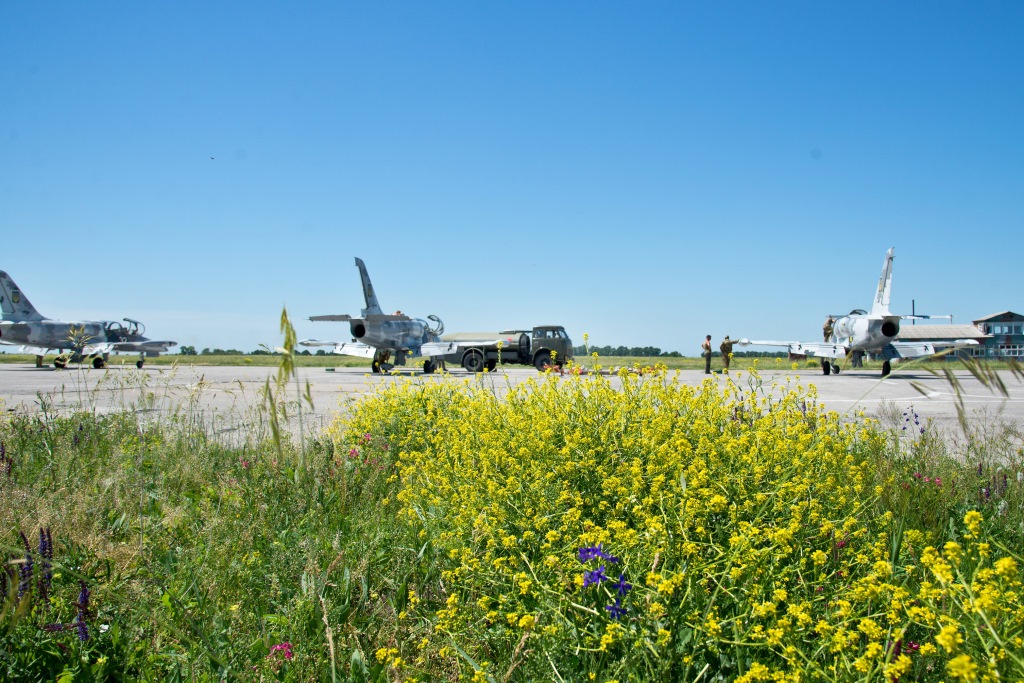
823,316,835,342
720,335,735,373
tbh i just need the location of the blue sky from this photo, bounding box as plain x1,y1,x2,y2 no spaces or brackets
2,2,1021,354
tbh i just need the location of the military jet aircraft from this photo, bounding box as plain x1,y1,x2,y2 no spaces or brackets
739,248,977,376
301,257,455,373
0,270,177,369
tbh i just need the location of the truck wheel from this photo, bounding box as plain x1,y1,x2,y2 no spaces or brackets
486,360,497,372
463,350,485,373
534,351,551,372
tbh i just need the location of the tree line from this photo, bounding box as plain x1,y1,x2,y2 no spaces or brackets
573,345,787,358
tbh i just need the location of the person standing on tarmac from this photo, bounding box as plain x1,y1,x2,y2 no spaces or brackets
720,335,735,373
823,316,835,342
702,335,713,374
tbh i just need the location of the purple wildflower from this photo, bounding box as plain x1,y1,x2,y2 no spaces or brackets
269,641,294,660
611,573,632,596
577,543,620,564
38,528,53,608
75,581,90,642
583,565,608,588
605,598,627,620
18,531,32,601
0,441,11,477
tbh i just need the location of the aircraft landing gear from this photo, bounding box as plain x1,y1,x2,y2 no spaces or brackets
881,360,892,377
821,358,831,375
54,357,67,370
423,359,435,374
831,362,840,374
92,357,106,369
137,359,145,369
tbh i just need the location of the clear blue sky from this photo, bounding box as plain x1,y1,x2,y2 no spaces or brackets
2,2,1021,354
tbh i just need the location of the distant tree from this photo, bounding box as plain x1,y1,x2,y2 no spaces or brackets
315,350,327,356
179,345,197,356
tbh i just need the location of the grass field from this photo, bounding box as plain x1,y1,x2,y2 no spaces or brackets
3,345,1023,681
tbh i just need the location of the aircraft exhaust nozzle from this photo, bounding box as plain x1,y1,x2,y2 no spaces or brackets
881,318,900,338
351,321,366,339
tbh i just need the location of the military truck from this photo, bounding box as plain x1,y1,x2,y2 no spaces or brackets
439,325,574,372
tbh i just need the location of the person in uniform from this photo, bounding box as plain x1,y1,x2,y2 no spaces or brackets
720,335,735,373
823,316,835,342
702,335,713,374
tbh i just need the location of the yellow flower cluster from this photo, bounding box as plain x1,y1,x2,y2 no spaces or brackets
332,369,1024,681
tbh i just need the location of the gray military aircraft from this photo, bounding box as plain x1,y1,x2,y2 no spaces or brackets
739,248,977,376
300,257,453,373
0,270,177,369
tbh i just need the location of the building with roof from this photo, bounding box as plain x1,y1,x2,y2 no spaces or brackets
971,312,1024,358
895,311,1023,359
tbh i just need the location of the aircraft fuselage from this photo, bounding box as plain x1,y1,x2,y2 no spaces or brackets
0,319,148,351
350,317,437,351
831,312,901,352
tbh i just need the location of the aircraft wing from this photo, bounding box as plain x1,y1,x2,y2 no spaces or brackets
886,339,978,359
6,343,56,356
740,340,849,359
419,339,507,357
104,340,177,355
298,339,377,358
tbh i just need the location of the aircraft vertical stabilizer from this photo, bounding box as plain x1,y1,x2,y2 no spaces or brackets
354,257,385,316
870,248,895,316
0,271,46,321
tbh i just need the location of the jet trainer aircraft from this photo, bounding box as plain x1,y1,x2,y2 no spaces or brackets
739,248,977,377
301,257,455,373
0,270,177,369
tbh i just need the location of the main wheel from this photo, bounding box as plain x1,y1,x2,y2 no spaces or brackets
371,360,383,373
423,359,435,374
821,358,831,375
54,358,67,369
136,360,145,369
463,350,485,373
881,360,892,377
535,352,552,372
92,357,106,369
831,362,840,374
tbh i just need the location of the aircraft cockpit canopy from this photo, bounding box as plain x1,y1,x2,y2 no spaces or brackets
103,318,145,338
849,309,867,316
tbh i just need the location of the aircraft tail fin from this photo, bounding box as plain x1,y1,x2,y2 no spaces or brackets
0,271,46,321
354,258,384,316
870,248,894,316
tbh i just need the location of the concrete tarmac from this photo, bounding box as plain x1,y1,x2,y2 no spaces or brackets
1,363,1022,441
